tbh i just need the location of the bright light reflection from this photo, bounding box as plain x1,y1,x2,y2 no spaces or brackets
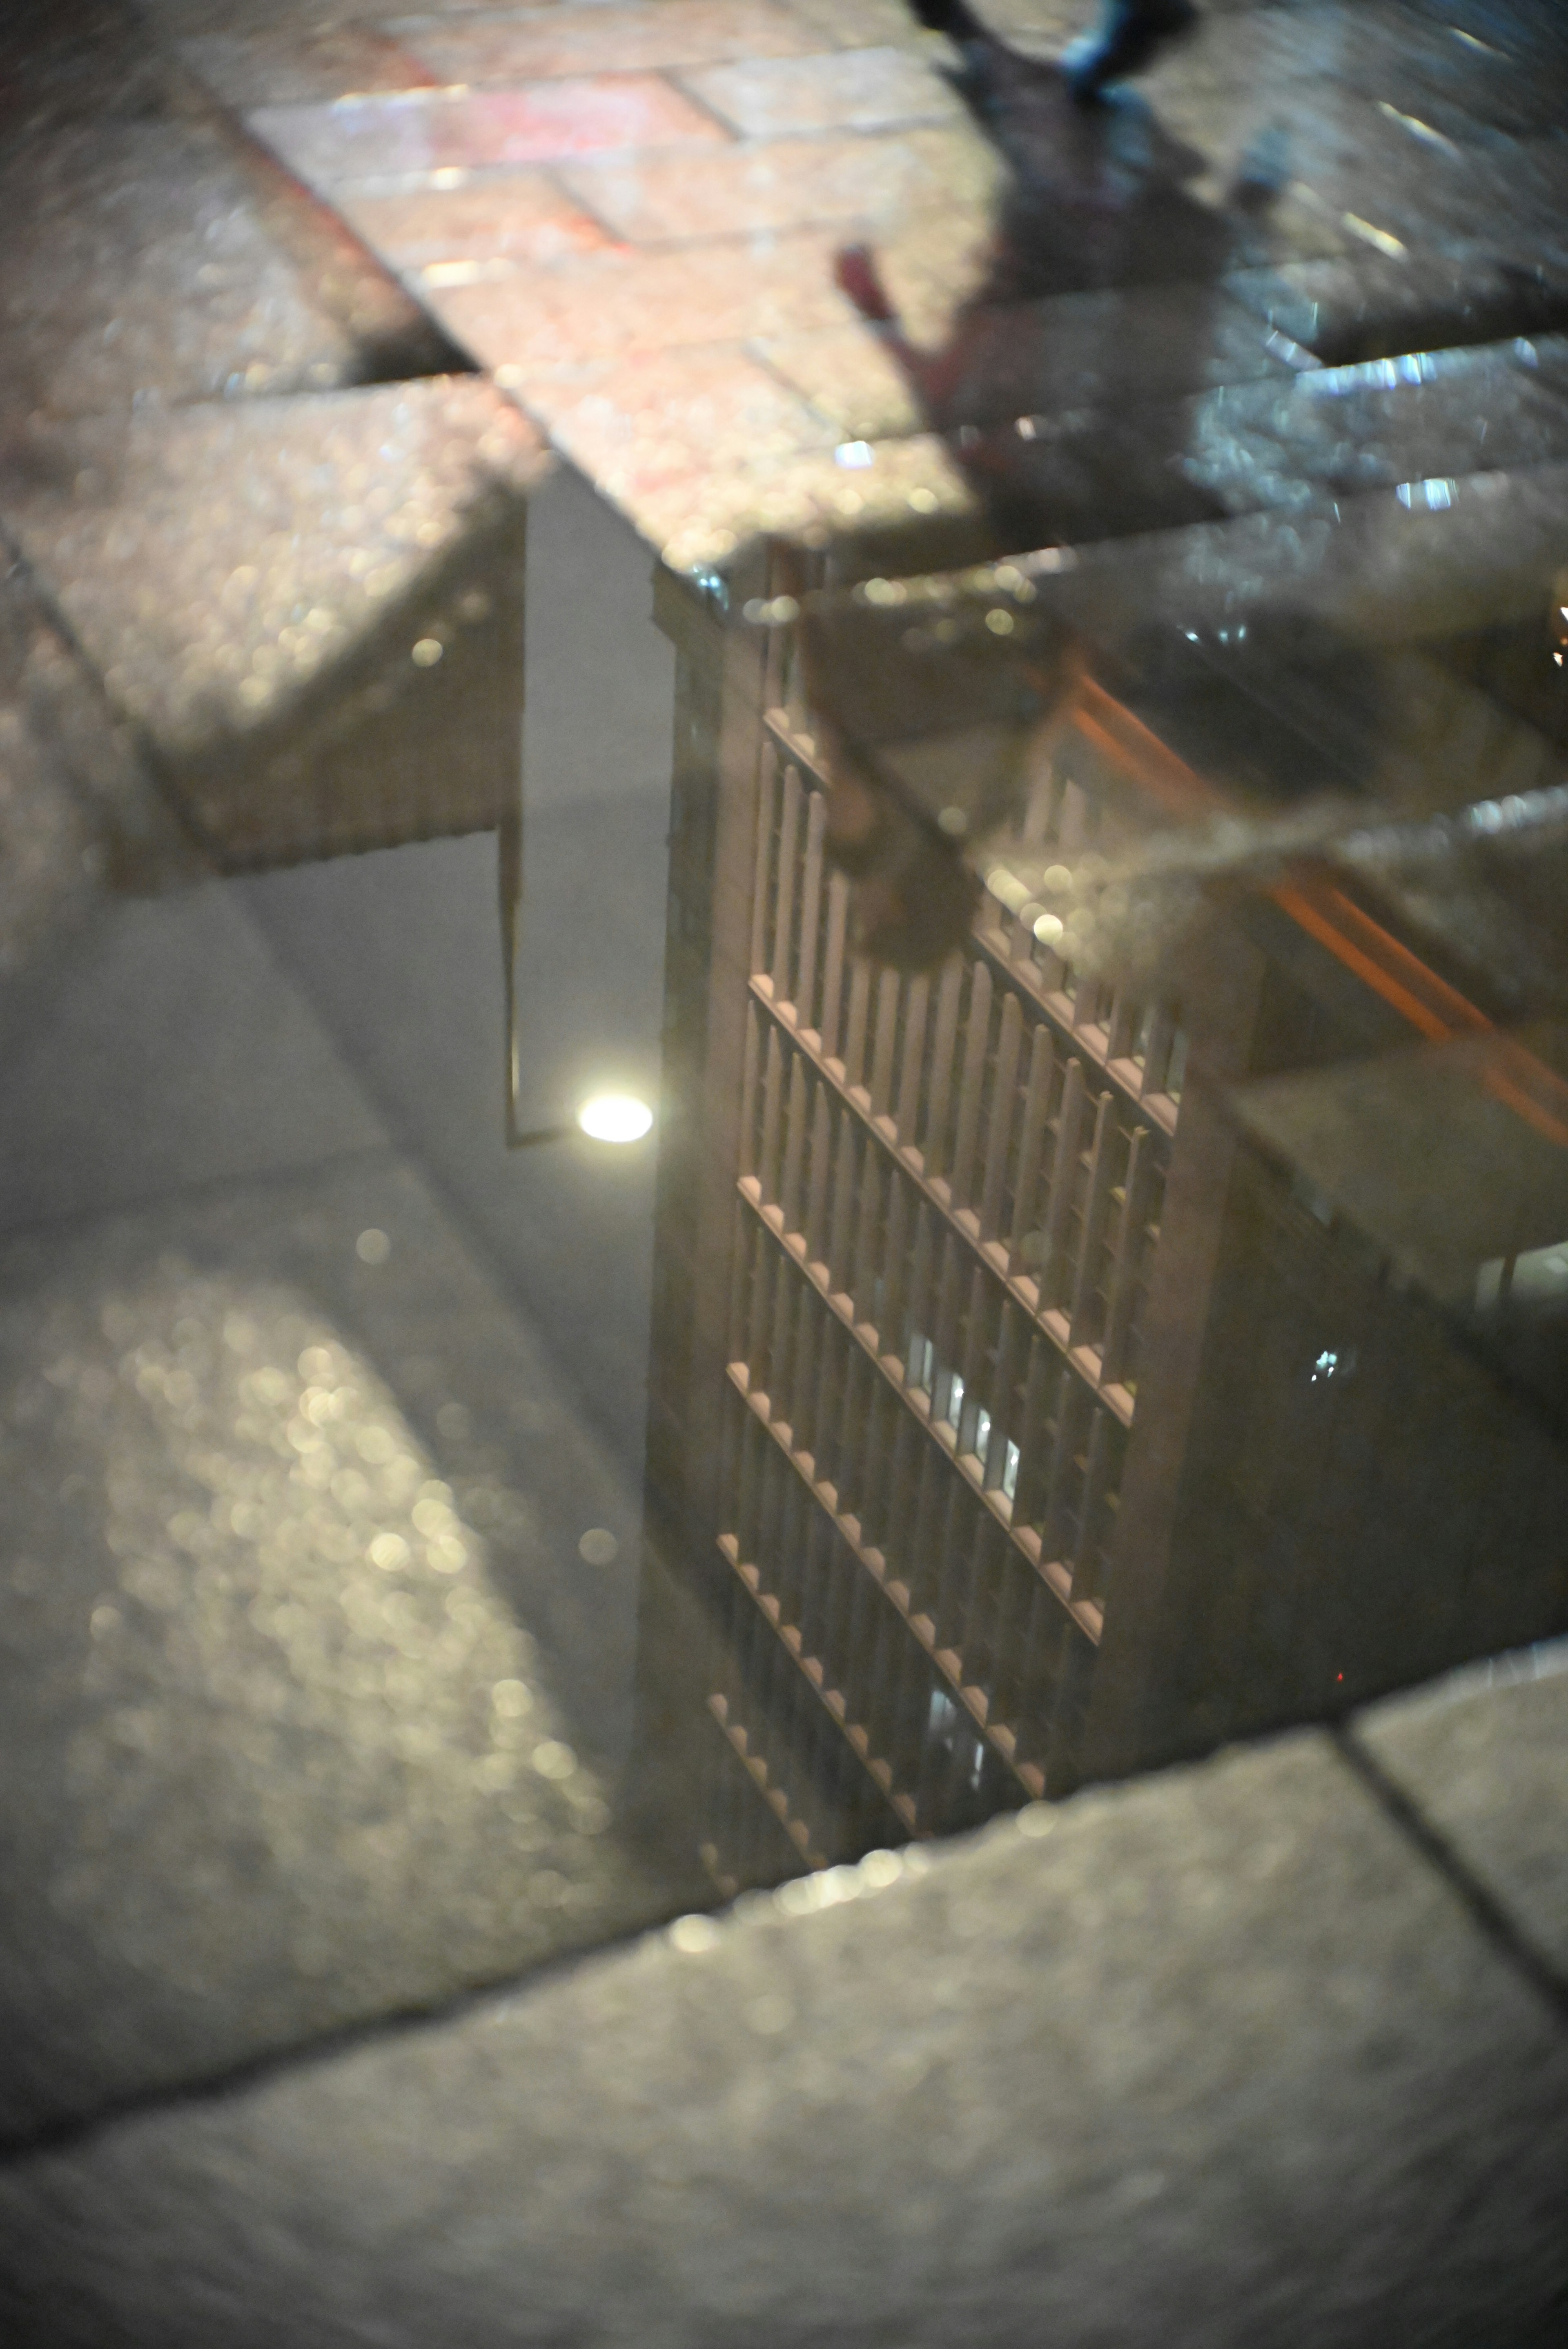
578,1093,653,1144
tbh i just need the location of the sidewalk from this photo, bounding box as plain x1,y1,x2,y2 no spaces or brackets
0,3,1565,2340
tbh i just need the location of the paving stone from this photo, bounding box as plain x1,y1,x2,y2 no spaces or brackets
1399,0,1568,78
0,101,366,425
332,173,614,272
558,121,1001,243
0,378,546,866
140,0,511,34
762,280,1292,442
784,0,954,47
1178,339,1568,520
1351,1640,1568,1979
0,1151,671,2142
681,45,963,140
1225,252,1568,367
1267,98,1568,276
249,75,730,196
1013,460,1568,657
0,0,468,425
619,429,974,573
524,345,842,506
755,321,924,439
0,1730,1564,2344
1260,1,1568,141
176,24,440,109
396,0,825,85
783,0,1079,52
427,232,859,375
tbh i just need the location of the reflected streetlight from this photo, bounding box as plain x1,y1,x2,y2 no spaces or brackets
577,1094,654,1145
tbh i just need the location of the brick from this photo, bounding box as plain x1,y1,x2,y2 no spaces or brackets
615,430,973,571
524,344,840,505
560,123,1000,244
335,174,613,270
399,0,824,85
249,76,730,192
760,282,1290,439
426,232,861,374
176,26,439,108
681,45,962,140
754,323,923,439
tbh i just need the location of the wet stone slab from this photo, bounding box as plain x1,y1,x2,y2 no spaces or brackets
424,230,859,375
1176,338,1568,520
0,1728,1564,2344
554,123,1000,245
522,345,843,507
757,281,1294,444
0,378,547,867
0,107,367,426
393,0,827,85
249,75,731,193
332,173,615,273
679,44,964,139
1351,1644,1568,1979
1224,253,1568,367
176,24,441,109
0,1152,674,2143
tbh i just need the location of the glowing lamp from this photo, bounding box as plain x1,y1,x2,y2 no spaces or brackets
578,1094,653,1145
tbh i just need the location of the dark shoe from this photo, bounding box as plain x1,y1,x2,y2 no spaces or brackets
1062,0,1199,98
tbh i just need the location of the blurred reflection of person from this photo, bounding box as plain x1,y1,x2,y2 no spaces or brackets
1060,0,1201,98
913,1,1198,100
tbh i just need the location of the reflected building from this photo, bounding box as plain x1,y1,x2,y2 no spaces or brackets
638,540,1568,1898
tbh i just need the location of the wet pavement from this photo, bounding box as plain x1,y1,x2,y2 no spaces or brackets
1,0,1567,2339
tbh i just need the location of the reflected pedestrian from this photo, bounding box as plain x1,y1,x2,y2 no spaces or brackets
1061,0,1201,98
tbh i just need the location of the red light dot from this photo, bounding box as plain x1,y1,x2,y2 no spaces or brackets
1336,1672,1343,1683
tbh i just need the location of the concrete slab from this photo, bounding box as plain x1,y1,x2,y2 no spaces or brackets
1351,1640,1568,1979
0,1727,1563,2343
0,1150,670,2142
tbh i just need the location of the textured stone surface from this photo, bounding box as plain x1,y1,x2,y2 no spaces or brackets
760,279,1293,441
1177,340,1568,518
0,377,545,864
334,174,614,272
0,1729,1564,2344
251,76,729,193
0,1150,673,2141
1225,253,1568,368
1010,460,1568,657
176,24,439,108
427,232,857,375
0,377,538,754
1352,1640,1568,1978
0,7,369,427
556,123,1000,245
399,0,825,84
526,346,840,505
682,44,962,138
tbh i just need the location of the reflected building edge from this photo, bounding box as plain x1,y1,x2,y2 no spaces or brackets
617,0,1568,1901
2,0,1567,2131
635,526,1568,1900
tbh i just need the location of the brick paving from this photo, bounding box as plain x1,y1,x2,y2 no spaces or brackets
156,0,1568,572
0,8,1564,2341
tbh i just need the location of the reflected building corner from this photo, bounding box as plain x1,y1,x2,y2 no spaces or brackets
633,533,1568,1899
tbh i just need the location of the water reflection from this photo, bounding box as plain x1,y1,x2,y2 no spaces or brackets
0,0,1566,2153
636,1,1568,1897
